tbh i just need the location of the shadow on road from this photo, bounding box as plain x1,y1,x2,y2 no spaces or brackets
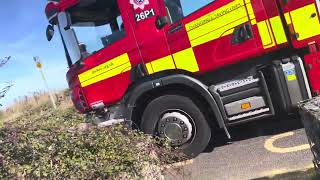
252,168,319,180
208,114,304,150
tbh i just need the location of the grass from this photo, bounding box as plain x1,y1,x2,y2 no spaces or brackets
1,90,70,123
0,90,184,179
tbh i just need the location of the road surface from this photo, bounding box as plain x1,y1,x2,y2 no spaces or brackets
167,115,315,180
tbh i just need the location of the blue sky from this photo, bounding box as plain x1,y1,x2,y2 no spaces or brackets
0,1,68,108
0,0,214,108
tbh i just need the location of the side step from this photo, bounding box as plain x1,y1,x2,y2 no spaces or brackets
215,76,260,96
209,72,275,125
228,108,270,121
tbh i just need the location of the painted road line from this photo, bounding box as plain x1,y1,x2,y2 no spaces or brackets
264,131,310,153
259,164,314,178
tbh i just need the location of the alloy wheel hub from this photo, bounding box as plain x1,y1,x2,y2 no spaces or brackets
158,111,193,146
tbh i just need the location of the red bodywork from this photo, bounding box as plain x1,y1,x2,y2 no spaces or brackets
46,0,320,113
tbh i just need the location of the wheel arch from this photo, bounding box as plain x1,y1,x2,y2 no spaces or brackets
124,73,226,129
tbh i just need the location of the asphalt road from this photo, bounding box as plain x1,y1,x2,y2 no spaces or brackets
168,115,315,180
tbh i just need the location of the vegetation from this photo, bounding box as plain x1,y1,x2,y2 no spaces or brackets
0,56,12,107
0,90,183,179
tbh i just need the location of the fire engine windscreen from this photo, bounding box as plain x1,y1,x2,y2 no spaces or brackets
71,16,125,54
58,0,125,64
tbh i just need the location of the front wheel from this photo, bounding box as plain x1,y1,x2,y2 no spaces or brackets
140,95,212,157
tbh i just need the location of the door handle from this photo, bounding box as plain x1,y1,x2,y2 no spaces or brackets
168,23,183,34
232,23,253,44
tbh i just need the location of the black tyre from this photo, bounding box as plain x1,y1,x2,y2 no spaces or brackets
141,95,212,157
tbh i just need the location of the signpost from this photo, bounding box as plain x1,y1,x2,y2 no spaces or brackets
33,57,57,109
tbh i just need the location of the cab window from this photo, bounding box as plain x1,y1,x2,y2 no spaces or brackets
164,0,214,23
63,0,126,63
71,15,126,56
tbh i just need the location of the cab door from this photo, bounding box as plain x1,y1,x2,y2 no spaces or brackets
125,0,172,74
161,0,260,74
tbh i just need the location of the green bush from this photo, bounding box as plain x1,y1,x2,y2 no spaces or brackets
0,105,183,179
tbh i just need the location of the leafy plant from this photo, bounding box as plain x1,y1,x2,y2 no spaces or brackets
0,92,184,179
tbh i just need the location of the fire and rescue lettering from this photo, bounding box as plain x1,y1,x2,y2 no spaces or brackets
91,62,114,75
78,1,320,87
78,53,131,87
185,0,249,47
187,3,242,31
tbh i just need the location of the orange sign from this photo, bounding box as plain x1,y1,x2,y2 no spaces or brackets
36,62,42,69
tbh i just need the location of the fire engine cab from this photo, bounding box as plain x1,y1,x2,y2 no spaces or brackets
45,0,320,157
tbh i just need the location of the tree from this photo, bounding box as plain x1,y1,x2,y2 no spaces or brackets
0,56,10,68
0,83,13,99
0,56,12,106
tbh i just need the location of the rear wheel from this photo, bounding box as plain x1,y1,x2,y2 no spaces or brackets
140,95,212,157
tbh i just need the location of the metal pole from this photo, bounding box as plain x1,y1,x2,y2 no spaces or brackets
33,57,57,109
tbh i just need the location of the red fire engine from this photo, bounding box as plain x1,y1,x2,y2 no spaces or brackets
45,0,320,157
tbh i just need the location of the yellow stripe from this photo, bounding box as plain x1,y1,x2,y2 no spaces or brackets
185,0,245,31
257,20,276,49
284,12,291,24
173,48,199,73
290,3,320,41
251,19,257,25
145,63,154,74
147,48,201,75
245,2,255,20
186,0,249,47
78,53,131,87
269,16,287,45
150,56,175,73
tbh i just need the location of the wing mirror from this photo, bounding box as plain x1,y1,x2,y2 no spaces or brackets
155,16,169,30
46,25,55,41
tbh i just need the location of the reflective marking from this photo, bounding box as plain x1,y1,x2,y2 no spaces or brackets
257,20,276,49
150,55,175,73
264,132,310,153
173,48,199,73
245,2,255,20
290,3,320,41
78,53,131,87
251,19,257,25
186,0,249,47
186,0,245,31
269,16,287,45
145,62,154,74
284,12,291,24
147,48,200,75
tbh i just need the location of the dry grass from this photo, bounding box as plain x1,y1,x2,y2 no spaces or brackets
0,89,72,124
0,89,184,179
